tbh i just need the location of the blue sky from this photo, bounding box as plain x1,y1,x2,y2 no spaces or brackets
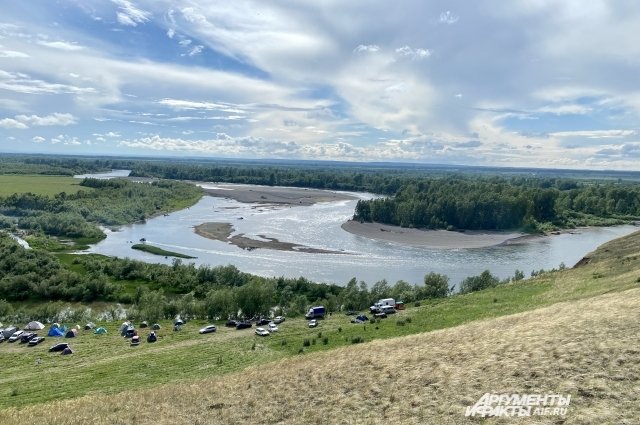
1,0,639,169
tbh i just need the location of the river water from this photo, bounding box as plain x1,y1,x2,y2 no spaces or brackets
85,181,638,288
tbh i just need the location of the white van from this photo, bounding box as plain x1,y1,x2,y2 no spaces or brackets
380,305,396,314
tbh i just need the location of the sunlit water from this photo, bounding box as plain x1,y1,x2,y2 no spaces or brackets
85,182,639,288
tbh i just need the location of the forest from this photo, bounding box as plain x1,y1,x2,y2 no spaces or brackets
353,177,640,232
0,178,202,241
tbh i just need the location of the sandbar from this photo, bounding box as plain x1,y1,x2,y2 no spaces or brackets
341,220,528,249
199,183,356,206
194,222,345,254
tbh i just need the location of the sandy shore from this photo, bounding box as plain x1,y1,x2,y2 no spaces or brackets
341,220,528,249
199,183,356,206
194,222,345,254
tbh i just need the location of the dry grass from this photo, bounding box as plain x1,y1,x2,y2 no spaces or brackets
2,287,638,425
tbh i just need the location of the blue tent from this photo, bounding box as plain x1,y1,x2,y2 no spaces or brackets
94,327,107,335
48,327,65,337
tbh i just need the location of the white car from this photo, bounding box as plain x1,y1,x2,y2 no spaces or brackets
308,319,318,328
268,323,278,332
273,316,285,324
199,325,217,334
255,327,270,336
8,330,24,342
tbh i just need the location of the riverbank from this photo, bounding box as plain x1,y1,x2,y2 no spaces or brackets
199,183,357,206
341,220,527,249
194,222,345,254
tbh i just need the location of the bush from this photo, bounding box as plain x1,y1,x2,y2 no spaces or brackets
281,339,287,346
414,301,421,307
312,338,316,345
351,336,364,344
322,337,329,345
338,327,342,333
405,317,412,323
303,339,311,347
396,319,405,326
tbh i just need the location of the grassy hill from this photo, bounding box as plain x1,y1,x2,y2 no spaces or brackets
0,230,639,423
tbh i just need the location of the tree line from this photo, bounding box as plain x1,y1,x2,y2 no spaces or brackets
353,177,640,232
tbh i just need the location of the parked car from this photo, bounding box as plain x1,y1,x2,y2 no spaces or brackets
199,325,217,334
255,318,270,326
49,342,69,352
374,312,387,319
345,310,357,316
235,322,252,330
255,327,270,336
268,323,278,332
0,334,4,343
225,320,238,328
28,336,45,346
20,332,37,344
308,319,318,328
8,330,24,343
273,316,285,324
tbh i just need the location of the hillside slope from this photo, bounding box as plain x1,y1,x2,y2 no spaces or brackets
2,286,638,424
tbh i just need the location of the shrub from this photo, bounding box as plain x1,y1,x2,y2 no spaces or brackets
281,339,287,346
298,348,304,354
338,327,342,333
317,332,322,339
414,301,421,307
312,338,316,345
396,320,405,326
351,336,364,344
322,337,329,345
303,339,311,347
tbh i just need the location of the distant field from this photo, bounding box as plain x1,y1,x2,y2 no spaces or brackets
0,175,88,197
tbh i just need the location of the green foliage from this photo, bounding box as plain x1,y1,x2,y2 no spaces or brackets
131,244,196,259
351,336,365,344
353,176,640,232
459,270,501,294
420,272,450,299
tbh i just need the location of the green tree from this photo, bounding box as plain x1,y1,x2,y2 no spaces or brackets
459,270,500,294
420,272,450,299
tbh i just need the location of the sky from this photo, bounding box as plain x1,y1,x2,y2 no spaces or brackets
0,0,639,169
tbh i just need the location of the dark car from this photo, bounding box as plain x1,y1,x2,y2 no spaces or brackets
255,318,270,326
20,332,37,344
235,322,252,330
225,320,238,328
28,336,45,346
345,310,357,316
49,342,69,352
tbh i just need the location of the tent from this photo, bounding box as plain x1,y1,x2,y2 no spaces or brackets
48,327,65,337
151,323,161,330
25,321,45,330
124,327,135,338
140,321,148,328
2,326,17,338
65,329,78,338
94,327,107,335
147,332,157,343
61,347,73,355
174,319,184,326
84,322,95,330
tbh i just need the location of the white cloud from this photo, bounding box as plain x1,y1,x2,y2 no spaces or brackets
0,49,29,58
112,0,150,27
36,40,84,51
0,118,28,129
353,44,380,54
32,136,46,143
166,28,175,39
0,113,77,129
550,130,636,139
395,46,431,60
439,11,459,24
537,104,591,115
188,45,203,56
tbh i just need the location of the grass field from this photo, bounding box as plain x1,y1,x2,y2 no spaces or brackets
0,175,89,197
0,230,639,418
131,243,197,259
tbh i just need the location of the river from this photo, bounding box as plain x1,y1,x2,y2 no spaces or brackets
85,181,639,288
